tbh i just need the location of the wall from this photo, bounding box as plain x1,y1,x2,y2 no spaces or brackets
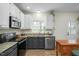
54,11,79,40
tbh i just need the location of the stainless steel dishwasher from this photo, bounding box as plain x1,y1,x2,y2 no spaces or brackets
45,36,55,50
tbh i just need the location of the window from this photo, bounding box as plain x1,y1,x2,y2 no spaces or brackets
68,19,78,40
31,21,45,33
68,20,76,35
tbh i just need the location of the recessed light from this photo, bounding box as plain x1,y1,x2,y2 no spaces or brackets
26,6,30,9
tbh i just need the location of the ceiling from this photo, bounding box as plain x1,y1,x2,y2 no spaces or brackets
15,3,79,14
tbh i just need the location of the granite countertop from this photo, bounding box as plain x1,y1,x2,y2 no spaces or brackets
16,35,27,42
27,35,53,37
0,42,17,54
15,34,54,41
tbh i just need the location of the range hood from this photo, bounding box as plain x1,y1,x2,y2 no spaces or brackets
0,25,9,29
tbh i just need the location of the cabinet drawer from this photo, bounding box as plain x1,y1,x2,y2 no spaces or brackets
1,44,17,56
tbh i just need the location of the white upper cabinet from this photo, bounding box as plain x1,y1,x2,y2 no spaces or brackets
9,3,25,29
46,14,54,29
9,3,23,20
15,6,21,20
9,3,16,17
0,3,24,29
9,3,18,18
24,14,33,29
20,12,24,29
0,3,9,28
14,5,19,19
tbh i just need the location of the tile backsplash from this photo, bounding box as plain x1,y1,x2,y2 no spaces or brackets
0,29,53,35
0,29,21,34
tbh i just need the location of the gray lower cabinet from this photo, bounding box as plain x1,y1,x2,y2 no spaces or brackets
0,44,17,56
32,38,38,48
26,36,55,49
26,37,33,48
27,37,45,49
38,37,45,48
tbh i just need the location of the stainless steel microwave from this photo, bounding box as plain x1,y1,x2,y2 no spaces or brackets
9,16,21,29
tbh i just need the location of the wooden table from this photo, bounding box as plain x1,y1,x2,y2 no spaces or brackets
56,40,79,56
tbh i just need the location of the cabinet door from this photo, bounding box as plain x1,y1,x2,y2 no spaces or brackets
15,7,20,19
27,37,33,49
20,12,24,29
27,37,39,49
9,3,21,20
24,15,32,29
27,37,45,49
26,39,28,49
46,15,54,29
38,37,45,48
32,37,38,48
51,36,55,49
0,3,9,27
9,3,16,17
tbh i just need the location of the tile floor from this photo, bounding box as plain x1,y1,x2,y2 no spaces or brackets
19,49,56,56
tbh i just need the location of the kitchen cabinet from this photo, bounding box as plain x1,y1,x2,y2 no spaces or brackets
0,3,24,29
9,3,16,18
38,37,45,48
46,14,54,29
26,37,45,49
20,12,24,29
9,3,25,29
9,3,24,20
26,37,33,48
15,7,20,20
0,3,9,28
32,38,39,49
33,39,39,48
9,3,17,19
26,36,55,49
24,15,32,29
